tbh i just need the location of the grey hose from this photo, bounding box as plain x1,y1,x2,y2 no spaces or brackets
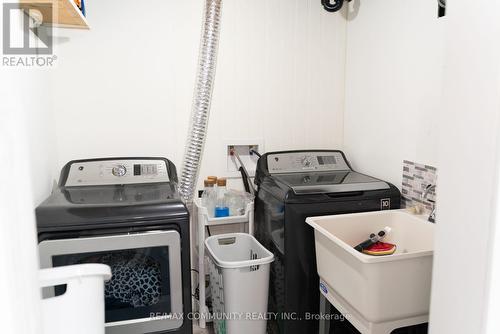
179,0,223,203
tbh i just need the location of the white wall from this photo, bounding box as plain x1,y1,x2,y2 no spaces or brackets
430,1,500,333
24,71,58,204
0,71,46,334
343,0,444,188
51,0,347,189
486,161,500,334
0,4,57,333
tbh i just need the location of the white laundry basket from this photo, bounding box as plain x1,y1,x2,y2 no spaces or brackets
205,233,274,334
39,264,112,334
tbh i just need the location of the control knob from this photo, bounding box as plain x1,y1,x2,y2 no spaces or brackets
112,165,127,177
301,156,312,167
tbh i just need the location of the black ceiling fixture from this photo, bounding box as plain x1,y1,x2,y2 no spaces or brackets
322,0,351,12
438,0,446,17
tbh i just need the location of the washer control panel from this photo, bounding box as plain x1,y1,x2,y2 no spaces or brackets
267,151,350,174
64,159,170,186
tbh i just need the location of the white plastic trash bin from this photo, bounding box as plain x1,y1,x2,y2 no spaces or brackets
205,233,274,334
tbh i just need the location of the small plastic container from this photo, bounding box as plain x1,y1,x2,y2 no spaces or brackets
205,233,274,334
214,178,230,217
202,178,216,217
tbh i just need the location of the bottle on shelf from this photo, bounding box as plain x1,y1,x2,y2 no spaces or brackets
201,179,216,217
214,178,230,217
226,189,248,216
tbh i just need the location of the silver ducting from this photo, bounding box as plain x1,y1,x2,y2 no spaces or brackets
179,0,223,203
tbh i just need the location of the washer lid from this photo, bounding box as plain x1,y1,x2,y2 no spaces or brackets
273,171,390,195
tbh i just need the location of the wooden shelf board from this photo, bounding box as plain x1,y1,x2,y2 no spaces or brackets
20,0,89,29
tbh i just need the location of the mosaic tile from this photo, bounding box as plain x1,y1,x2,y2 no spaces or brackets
401,160,437,221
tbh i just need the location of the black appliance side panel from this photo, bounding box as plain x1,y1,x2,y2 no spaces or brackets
38,219,193,334
255,186,287,334
282,196,400,334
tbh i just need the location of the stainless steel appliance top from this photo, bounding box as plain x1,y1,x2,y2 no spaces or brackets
266,151,389,194
64,158,170,187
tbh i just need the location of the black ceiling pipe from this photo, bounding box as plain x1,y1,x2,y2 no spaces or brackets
322,0,344,12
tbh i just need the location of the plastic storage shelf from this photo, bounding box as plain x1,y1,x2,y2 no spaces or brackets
193,198,254,329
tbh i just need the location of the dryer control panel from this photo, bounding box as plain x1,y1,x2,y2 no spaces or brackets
267,151,350,174
64,158,170,186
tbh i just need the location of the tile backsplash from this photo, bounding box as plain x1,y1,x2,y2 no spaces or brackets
402,160,437,216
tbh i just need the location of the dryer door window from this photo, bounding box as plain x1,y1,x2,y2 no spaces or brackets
39,230,183,334
53,246,171,322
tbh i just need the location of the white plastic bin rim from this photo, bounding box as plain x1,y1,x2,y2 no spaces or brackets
306,210,434,264
39,264,112,287
205,233,274,269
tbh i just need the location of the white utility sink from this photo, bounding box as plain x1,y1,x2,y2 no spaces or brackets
306,209,434,334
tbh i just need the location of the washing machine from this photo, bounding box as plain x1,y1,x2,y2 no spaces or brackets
254,150,402,334
36,157,192,334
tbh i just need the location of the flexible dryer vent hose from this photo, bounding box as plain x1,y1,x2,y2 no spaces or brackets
179,0,223,203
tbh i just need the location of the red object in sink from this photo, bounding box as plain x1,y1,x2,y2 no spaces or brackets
362,241,397,256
